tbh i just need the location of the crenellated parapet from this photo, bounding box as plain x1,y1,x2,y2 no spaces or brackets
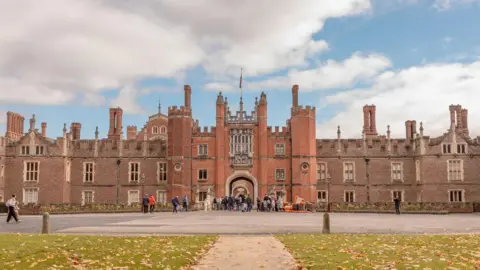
193,126,216,137
316,136,416,157
291,105,316,118
70,138,167,157
168,106,192,117
267,126,290,137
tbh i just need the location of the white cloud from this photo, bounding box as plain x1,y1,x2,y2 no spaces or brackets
205,52,392,92
111,85,145,115
317,60,480,138
433,0,480,10
0,0,371,113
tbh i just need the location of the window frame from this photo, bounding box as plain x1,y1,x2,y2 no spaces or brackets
343,161,355,182
274,143,285,156
447,159,463,182
317,162,327,182
23,161,40,182
127,190,140,205
83,162,95,183
448,189,465,202
157,162,167,182
275,168,286,181
391,162,404,182
198,144,208,156
317,190,327,202
198,169,208,181
344,190,355,203
82,190,94,205
23,187,39,204
128,162,141,183
391,190,404,202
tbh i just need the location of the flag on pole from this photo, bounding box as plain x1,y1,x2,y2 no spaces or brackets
239,68,243,89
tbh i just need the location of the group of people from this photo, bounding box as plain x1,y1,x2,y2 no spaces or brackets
257,194,284,212
214,194,253,212
141,194,156,213
170,195,189,213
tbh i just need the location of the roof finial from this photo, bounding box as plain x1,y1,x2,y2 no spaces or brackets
158,98,161,114
95,126,99,139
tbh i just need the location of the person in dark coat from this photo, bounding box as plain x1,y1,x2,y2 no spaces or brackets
142,194,149,213
171,196,179,214
394,196,401,215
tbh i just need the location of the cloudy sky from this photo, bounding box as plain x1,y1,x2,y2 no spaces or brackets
0,0,479,139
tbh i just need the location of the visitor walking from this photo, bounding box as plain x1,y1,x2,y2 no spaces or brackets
246,195,252,212
182,195,189,212
171,196,179,214
256,197,261,212
394,196,401,215
6,194,20,223
277,196,284,212
142,194,149,213
149,195,156,213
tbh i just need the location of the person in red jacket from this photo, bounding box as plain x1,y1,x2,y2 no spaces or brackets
149,195,156,213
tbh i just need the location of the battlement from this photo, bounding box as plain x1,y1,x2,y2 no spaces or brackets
168,106,192,116
267,126,290,137
193,126,216,137
291,105,316,117
69,138,167,156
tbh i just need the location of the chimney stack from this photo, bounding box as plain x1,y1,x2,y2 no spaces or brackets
184,85,191,109
41,122,47,137
29,114,36,132
292,85,299,108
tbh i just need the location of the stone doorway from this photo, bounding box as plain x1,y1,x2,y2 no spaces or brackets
231,178,253,198
225,171,259,207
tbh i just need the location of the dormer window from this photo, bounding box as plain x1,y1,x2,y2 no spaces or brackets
21,146,30,155
442,143,452,154
457,143,466,154
36,146,44,155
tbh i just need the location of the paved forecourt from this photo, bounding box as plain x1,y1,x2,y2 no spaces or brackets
2,211,480,235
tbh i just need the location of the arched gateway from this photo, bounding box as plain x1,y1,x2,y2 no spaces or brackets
225,171,259,207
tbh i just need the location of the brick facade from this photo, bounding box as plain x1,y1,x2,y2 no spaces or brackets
1,85,479,206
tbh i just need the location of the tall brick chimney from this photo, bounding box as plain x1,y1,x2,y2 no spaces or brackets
292,85,299,108
108,107,123,140
363,105,377,137
405,120,416,140
184,85,191,108
70,122,81,140
127,126,137,140
41,122,47,137
461,109,468,135
5,111,25,140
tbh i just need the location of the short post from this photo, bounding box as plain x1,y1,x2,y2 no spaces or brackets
42,212,50,234
322,213,330,234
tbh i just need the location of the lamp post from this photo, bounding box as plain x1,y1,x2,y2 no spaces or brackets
327,173,331,212
116,159,121,205
141,172,146,198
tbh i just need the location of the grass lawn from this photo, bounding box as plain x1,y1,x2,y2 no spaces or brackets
277,234,480,269
0,234,217,269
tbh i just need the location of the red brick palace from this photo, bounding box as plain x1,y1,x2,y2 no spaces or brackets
0,85,479,206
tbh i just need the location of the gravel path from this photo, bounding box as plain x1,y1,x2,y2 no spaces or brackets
191,235,297,270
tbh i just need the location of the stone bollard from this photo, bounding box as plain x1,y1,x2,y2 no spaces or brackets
42,212,50,234
322,212,330,234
